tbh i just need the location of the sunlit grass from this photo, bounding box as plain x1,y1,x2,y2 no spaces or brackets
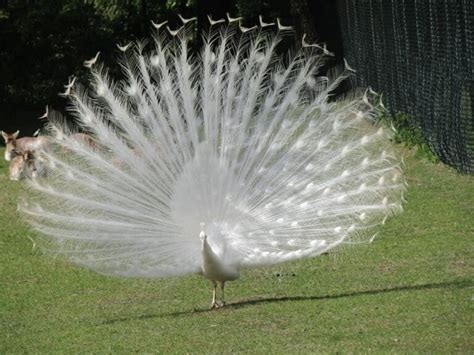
1,147,473,352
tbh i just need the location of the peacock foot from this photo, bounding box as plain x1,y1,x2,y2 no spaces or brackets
210,302,221,309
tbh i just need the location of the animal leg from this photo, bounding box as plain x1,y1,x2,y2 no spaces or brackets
210,280,219,309
219,281,226,307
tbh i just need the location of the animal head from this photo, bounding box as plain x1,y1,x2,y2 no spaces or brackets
1,130,20,161
199,222,208,243
9,151,35,181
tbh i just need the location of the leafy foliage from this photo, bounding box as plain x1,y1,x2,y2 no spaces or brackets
377,108,440,163
0,0,300,109
0,0,173,108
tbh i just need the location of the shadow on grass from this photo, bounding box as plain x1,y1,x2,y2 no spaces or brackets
98,279,472,325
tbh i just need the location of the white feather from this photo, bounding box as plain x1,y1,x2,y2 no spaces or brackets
208,15,225,26
239,23,257,33
83,52,100,68
151,20,167,30
178,14,197,24
226,13,242,23
259,15,275,28
277,18,293,31
23,26,405,301
116,42,132,52
38,105,49,120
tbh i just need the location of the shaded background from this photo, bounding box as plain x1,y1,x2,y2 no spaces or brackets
0,0,472,173
0,0,342,135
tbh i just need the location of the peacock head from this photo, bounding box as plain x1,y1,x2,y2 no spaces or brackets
199,222,208,243
199,231,209,252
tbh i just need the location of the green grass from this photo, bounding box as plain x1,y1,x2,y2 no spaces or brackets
1,147,473,353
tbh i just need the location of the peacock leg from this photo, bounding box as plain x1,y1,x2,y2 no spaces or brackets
219,281,226,307
210,280,219,309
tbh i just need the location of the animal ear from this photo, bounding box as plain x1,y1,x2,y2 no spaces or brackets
13,130,19,138
1,131,7,140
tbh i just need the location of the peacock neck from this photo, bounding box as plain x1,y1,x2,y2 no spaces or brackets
201,236,217,262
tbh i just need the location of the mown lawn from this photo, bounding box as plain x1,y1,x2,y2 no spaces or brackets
1,147,473,353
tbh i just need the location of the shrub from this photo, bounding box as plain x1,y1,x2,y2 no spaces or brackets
376,106,439,163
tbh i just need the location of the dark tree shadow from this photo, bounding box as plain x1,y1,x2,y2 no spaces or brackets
98,279,472,325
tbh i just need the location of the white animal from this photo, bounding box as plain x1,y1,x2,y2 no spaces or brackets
22,19,405,309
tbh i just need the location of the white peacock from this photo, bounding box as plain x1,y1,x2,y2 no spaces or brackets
22,15,405,309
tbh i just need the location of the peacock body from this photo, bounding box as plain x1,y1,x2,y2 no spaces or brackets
23,17,405,308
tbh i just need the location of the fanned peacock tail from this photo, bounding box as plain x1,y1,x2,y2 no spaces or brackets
21,18,405,278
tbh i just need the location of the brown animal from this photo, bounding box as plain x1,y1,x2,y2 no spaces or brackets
9,151,37,181
71,133,101,149
1,130,49,161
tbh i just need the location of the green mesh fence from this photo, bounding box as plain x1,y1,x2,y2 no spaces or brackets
336,0,473,173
